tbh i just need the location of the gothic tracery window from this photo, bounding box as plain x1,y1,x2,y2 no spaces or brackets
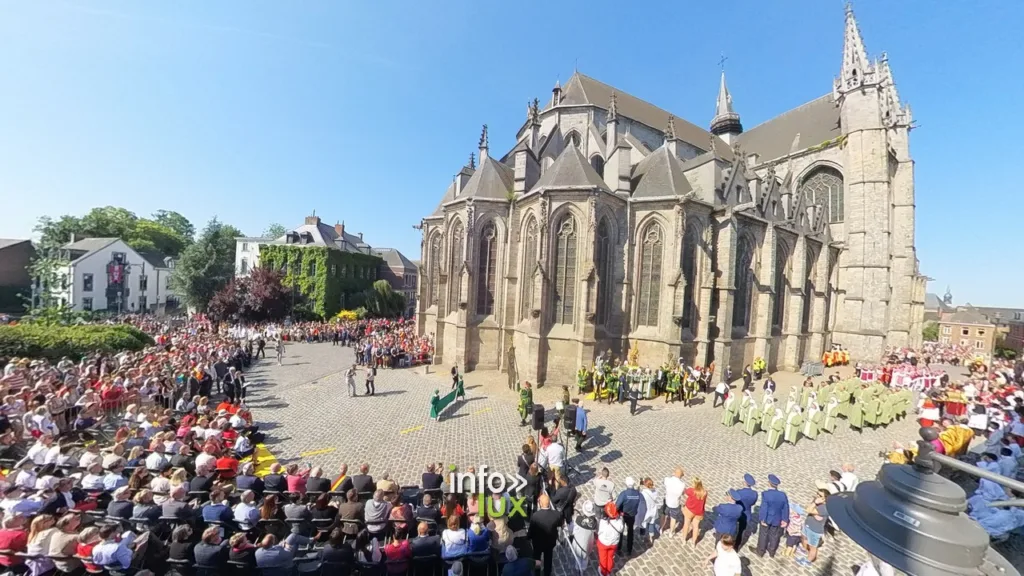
476,222,497,315
552,215,578,325
448,220,464,313
799,167,844,223
428,233,441,306
595,218,613,325
521,218,538,320
681,222,700,334
591,155,605,178
732,232,756,332
565,130,582,149
637,222,664,327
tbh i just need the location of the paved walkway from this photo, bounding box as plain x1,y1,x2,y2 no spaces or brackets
239,342,1009,575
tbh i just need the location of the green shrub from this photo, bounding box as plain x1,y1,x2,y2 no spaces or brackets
0,324,155,362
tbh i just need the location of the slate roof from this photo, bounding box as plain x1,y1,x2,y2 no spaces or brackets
736,94,842,163
137,251,172,269
940,309,993,327
631,146,693,199
63,238,120,261
459,156,514,201
969,306,1024,324
271,221,372,254
555,72,731,156
373,248,416,271
531,145,610,193
0,239,30,250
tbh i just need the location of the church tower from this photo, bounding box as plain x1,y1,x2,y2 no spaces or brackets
709,71,742,145
831,4,919,357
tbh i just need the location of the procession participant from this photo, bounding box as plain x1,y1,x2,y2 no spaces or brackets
518,382,533,427
734,474,758,545
755,474,789,558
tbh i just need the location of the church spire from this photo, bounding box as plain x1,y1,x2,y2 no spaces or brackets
478,124,489,162
710,71,742,145
835,3,877,95
469,152,476,170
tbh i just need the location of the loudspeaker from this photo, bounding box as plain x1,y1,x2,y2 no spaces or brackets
563,405,578,432
532,405,545,431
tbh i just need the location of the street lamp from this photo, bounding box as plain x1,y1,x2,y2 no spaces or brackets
828,426,1021,576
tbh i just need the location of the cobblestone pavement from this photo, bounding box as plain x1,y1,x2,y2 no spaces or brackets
241,343,1017,575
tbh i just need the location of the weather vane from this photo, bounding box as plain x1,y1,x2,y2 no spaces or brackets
718,52,728,71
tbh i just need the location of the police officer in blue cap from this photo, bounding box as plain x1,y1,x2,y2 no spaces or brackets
756,473,789,557
711,489,744,543
735,473,758,545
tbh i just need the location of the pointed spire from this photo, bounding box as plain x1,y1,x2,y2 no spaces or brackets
836,3,875,93
478,124,489,162
469,153,476,170
608,91,618,121
710,71,742,141
715,71,735,117
527,98,540,126
665,115,678,141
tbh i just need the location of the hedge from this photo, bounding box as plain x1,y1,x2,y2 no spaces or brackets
0,324,156,362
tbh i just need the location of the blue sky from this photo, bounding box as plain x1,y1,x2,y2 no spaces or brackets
1,1,1021,306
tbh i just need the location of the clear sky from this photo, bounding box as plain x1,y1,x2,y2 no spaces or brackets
1,1,1021,306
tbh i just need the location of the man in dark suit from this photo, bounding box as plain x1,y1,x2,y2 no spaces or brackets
410,521,442,557
236,463,265,497
421,463,443,491
189,464,216,494
350,464,374,496
263,464,288,493
414,493,441,525
305,467,331,494
756,474,789,558
212,359,228,395
283,492,314,538
337,490,364,536
194,527,229,568
106,486,134,520
527,494,563,576
550,472,577,526
162,486,196,523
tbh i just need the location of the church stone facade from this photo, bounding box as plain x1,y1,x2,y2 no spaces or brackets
416,7,926,386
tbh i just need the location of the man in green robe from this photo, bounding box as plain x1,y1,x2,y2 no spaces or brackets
518,381,533,426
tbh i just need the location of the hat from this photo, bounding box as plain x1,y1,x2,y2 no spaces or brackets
743,473,755,486
727,489,741,501
768,474,781,486
582,500,595,516
624,477,635,488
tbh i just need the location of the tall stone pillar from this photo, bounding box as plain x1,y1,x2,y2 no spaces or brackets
887,124,916,348
752,225,775,362
711,215,737,382
783,235,807,370
807,243,829,360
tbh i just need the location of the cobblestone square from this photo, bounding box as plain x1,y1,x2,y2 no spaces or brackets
241,342,983,575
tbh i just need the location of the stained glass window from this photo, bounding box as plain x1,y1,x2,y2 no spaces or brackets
428,233,441,306
476,223,498,315
732,233,755,331
521,218,538,320
799,168,844,223
595,218,613,324
772,240,789,331
637,223,663,327
448,221,464,313
553,215,578,325
681,223,700,334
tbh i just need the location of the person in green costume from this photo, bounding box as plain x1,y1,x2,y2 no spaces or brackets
518,381,533,426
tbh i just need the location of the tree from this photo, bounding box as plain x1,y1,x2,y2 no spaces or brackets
207,268,288,322
363,279,406,318
152,210,196,241
922,321,939,342
34,207,195,258
263,223,287,239
170,217,243,311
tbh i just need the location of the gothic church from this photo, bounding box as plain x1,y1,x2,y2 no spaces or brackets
417,7,926,385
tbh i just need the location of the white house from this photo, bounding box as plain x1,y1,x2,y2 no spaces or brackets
50,237,178,314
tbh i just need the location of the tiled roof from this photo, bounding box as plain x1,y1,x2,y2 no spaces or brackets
531,144,610,193
631,146,693,199
736,95,841,163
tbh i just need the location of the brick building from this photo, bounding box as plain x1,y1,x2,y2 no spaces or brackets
937,309,996,357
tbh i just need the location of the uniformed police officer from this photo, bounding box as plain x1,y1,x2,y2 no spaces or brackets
614,477,643,556
735,473,759,545
712,490,744,542
756,474,789,557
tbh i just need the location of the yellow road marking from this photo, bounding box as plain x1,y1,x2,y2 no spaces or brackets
400,425,424,434
300,447,337,457
473,407,492,415
253,444,278,478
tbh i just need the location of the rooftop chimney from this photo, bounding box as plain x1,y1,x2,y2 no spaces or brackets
358,232,363,241
335,221,344,236
304,213,320,225
68,233,76,244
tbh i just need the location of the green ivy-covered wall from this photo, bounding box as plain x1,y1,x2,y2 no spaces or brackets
259,245,382,319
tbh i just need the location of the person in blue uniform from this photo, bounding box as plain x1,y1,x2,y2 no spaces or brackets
712,490,744,542
735,473,758,546
756,474,789,558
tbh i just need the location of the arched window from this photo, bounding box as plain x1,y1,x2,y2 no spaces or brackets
448,221,464,313
552,214,578,325
521,218,538,320
637,222,664,327
476,222,498,315
799,167,844,223
428,234,441,306
772,240,790,332
681,222,700,334
590,155,605,178
565,130,581,149
732,232,756,331
595,218,613,324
